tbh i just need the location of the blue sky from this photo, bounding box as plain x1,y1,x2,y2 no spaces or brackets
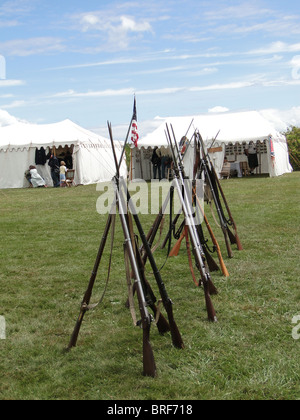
1,0,300,138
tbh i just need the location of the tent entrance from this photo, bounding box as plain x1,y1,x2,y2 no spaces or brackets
54,145,74,169
224,140,269,175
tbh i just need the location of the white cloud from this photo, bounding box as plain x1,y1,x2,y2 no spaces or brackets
247,41,300,56
203,3,300,36
81,14,100,29
74,11,152,51
0,108,27,126
0,37,65,57
208,106,230,113
51,88,135,99
190,81,255,91
0,19,19,28
120,16,151,33
204,3,274,21
50,86,184,99
1,100,27,109
260,107,300,131
0,79,25,87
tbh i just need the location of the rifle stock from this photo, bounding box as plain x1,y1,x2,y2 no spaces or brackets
169,230,185,257
142,322,157,377
227,226,238,245
201,239,220,273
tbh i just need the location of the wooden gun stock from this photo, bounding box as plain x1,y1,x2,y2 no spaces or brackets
142,321,157,377
203,279,218,322
169,230,185,257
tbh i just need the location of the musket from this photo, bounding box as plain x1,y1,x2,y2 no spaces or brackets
125,187,178,336
181,118,195,160
141,186,173,260
133,234,171,336
165,124,218,322
197,131,234,258
204,151,243,251
125,210,170,336
169,127,222,276
67,114,135,351
169,125,221,286
193,188,229,277
108,121,157,377
123,170,184,348
121,177,184,349
190,133,226,274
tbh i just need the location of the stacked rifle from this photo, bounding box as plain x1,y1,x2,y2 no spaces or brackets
67,121,243,378
67,122,184,378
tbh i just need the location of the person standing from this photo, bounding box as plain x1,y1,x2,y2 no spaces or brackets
245,142,259,174
151,147,162,180
48,154,60,188
60,161,68,187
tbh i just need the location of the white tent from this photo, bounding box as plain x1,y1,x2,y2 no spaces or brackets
131,111,293,179
0,119,126,189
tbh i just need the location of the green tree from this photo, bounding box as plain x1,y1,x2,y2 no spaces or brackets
285,126,300,171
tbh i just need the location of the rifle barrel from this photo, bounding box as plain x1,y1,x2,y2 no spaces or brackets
197,132,234,258
166,124,217,322
122,179,184,349
108,122,157,377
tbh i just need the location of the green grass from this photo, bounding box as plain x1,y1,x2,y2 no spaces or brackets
0,173,300,400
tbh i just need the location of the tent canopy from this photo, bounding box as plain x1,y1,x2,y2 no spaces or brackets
0,119,111,151
132,111,292,179
137,111,285,149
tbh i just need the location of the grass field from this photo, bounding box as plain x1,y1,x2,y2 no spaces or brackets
0,173,300,400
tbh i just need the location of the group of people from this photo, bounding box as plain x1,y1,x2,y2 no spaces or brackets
47,154,69,188
25,154,69,188
151,147,173,180
151,139,259,182
150,136,188,180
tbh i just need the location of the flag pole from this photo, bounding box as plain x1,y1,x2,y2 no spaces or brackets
130,94,139,180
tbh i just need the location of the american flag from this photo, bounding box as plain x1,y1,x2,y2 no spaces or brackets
131,96,139,148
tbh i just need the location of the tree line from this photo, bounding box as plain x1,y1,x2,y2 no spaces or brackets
285,126,300,171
